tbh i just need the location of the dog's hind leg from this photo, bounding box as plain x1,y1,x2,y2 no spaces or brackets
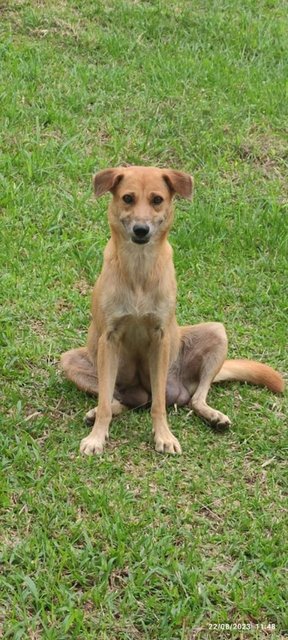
60,347,98,395
60,347,128,421
180,322,231,427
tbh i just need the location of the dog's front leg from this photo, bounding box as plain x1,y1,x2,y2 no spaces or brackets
80,334,119,455
149,333,182,454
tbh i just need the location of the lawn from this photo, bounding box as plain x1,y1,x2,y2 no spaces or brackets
0,0,287,638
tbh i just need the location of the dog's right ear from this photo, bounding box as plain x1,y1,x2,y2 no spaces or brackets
162,170,193,200
93,169,124,198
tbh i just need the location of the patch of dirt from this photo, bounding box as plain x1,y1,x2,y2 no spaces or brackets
197,504,223,522
28,18,80,40
73,279,92,296
236,131,288,181
108,567,130,591
30,319,46,337
55,298,73,313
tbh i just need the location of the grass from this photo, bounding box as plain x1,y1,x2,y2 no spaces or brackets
0,0,287,638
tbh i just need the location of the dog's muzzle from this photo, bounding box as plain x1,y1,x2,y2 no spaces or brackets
131,223,151,244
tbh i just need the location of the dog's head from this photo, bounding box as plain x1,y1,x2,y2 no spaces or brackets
93,166,193,245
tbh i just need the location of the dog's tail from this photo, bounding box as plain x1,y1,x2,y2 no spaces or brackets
213,359,285,393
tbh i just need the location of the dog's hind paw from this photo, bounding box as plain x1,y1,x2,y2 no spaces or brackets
84,407,97,426
210,411,231,429
84,400,127,427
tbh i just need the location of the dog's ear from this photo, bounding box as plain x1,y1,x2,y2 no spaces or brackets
162,170,193,200
93,168,124,198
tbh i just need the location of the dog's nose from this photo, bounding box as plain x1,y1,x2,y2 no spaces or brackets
132,223,150,238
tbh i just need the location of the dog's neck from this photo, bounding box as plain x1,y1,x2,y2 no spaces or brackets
108,231,172,290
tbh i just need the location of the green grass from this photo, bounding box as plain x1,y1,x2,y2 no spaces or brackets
1,0,287,638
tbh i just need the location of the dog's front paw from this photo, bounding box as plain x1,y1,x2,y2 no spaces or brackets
154,431,182,455
80,434,105,455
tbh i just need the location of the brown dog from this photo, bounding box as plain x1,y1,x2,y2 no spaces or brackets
60,165,284,455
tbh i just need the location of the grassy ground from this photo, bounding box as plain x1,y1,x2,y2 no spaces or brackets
1,0,287,638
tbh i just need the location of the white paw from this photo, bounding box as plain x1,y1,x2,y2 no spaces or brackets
80,434,105,455
154,431,182,455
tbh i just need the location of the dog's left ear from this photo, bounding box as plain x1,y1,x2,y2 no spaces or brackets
93,168,124,198
162,170,193,200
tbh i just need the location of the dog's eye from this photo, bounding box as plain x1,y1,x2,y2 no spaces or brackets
152,195,163,205
123,194,134,204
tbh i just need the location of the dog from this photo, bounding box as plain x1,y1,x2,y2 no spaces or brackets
60,165,284,455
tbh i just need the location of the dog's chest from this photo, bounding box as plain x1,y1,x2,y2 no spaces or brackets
105,285,174,337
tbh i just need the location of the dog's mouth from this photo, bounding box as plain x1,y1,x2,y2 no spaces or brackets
131,236,151,245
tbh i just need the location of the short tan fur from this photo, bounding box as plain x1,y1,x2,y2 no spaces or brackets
60,166,284,455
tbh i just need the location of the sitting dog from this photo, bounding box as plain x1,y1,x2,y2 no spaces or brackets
60,166,284,455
